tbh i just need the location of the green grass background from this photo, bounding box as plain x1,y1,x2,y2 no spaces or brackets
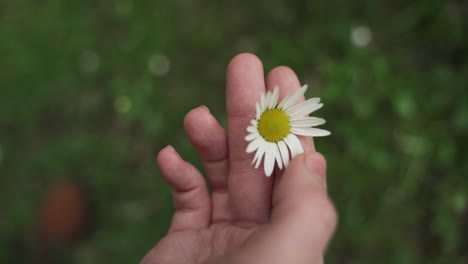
1,0,467,263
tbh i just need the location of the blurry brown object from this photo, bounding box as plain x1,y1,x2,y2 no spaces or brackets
37,180,89,244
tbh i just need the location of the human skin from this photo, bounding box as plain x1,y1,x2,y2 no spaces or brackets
140,53,337,264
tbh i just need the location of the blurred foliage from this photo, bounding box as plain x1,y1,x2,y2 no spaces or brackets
0,0,467,263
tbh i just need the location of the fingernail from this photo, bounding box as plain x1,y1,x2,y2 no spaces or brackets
200,105,210,112
167,145,175,153
304,152,326,188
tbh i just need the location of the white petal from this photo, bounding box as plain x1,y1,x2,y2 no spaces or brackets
270,86,279,109
277,140,290,168
251,119,258,126
260,92,266,111
290,117,326,127
253,144,266,168
255,102,261,120
286,97,320,115
281,84,308,110
265,91,272,109
247,125,257,133
289,103,323,118
246,138,262,153
245,132,259,142
264,144,275,176
277,91,292,109
252,153,258,166
272,142,283,170
284,134,304,158
291,127,331,137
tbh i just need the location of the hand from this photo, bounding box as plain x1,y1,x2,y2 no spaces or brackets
140,53,337,264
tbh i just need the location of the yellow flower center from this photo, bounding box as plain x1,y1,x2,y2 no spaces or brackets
257,109,290,142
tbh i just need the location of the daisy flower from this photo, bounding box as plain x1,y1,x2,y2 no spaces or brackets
245,85,330,176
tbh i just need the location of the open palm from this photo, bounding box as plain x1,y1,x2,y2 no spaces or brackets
141,54,336,264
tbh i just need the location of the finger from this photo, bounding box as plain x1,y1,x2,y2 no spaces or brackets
266,66,315,152
226,53,272,224
184,106,231,222
238,152,336,263
272,152,335,261
157,146,210,232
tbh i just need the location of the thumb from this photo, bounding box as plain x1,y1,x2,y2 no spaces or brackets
268,152,337,262
272,152,337,237
206,152,337,264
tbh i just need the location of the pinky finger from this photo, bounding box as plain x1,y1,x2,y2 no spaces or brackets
157,146,211,232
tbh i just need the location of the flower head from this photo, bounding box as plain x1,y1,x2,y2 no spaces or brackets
245,85,330,176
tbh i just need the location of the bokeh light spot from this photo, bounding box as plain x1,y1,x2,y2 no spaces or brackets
453,192,467,214
351,26,372,47
114,96,132,114
78,50,100,74
148,54,171,76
